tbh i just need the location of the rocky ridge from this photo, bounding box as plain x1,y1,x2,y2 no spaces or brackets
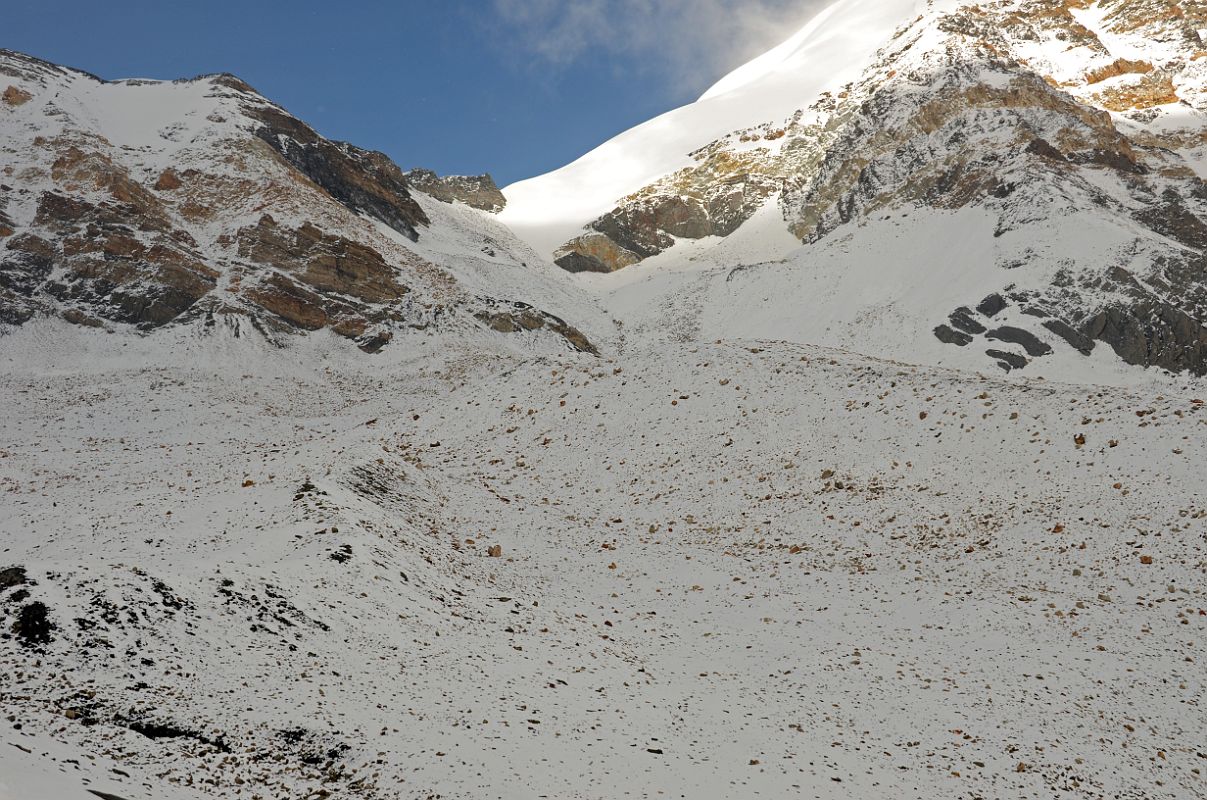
0,50,597,355
404,168,507,213
547,0,1207,375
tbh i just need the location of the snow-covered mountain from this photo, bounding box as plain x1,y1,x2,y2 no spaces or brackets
0,49,605,356
3,4,1207,800
504,0,1207,378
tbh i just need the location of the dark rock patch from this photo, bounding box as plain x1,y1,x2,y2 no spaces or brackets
987,349,1029,371
357,330,392,354
949,307,987,334
1043,319,1096,355
986,326,1053,357
1,234,54,295
12,601,52,646
1067,148,1145,175
555,251,613,275
250,106,427,242
977,293,1008,317
123,718,229,752
277,728,350,766
1085,303,1207,375
149,578,187,612
0,565,28,592
1025,138,1066,162
1136,191,1207,252
934,324,972,346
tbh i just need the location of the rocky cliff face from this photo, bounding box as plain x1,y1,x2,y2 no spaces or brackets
544,0,1207,375
0,50,596,355
404,168,507,213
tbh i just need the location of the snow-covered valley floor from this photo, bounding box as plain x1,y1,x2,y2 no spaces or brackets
1,326,1205,799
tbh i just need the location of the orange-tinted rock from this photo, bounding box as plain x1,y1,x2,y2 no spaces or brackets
330,316,369,339
154,169,183,191
2,85,32,106
476,307,598,355
236,216,408,304
23,189,217,326
243,274,329,331
60,308,105,328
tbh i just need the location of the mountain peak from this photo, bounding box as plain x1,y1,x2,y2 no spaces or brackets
0,50,600,354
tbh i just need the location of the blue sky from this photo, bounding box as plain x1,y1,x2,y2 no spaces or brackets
7,1,815,186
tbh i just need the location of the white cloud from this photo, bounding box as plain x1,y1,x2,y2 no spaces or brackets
486,0,830,95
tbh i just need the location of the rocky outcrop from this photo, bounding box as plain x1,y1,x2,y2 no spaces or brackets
404,169,507,213
985,326,1053,357
1086,303,1207,374
2,84,31,106
234,215,409,338
555,135,796,272
934,324,973,346
555,232,642,274
1042,319,1095,356
476,303,597,355
986,348,1029,372
249,105,428,242
0,50,601,359
532,1,1207,375
0,190,217,328
236,215,407,305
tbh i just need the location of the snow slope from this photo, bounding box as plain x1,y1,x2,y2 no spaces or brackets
504,0,1207,380
499,0,953,257
1,324,1204,799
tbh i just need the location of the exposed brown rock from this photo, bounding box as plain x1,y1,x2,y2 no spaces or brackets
330,316,369,339
60,307,106,328
0,51,602,360
236,215,408,304
2,85,32,106
1094,73,1179,111
243,273,330,331
8,188,216,326
555,232,641,274
404,169,507,213
154,169,183,191
48,146,175,232
559,144,788,271
248,105,428,241
1085,58,1154,85
476,306,598,355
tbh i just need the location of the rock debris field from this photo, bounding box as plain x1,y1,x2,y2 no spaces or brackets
1,327,1204,799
